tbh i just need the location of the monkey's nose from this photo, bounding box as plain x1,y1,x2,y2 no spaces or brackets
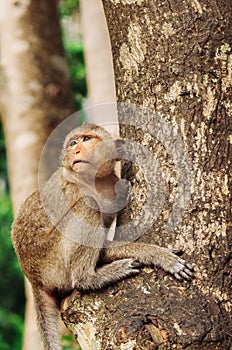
74,146,81,154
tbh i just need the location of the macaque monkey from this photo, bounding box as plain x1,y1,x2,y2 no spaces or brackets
12,123,193,350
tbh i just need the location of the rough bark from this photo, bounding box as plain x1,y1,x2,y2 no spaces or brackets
0,1,74,349
62,0,232,349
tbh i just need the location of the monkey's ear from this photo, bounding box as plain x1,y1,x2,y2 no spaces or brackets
115,139,125,161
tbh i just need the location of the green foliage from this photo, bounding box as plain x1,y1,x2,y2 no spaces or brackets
0,309,23,350
64,40,87,110
0,124,8,189
62,334,82,350
0,191,25,350
59,0,87,111
59,0,79,17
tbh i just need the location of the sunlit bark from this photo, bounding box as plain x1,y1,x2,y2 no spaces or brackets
62,0,232,349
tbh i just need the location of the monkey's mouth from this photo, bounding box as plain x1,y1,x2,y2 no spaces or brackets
72,160,90,169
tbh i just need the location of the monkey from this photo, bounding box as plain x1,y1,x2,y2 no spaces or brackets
11,123,194,350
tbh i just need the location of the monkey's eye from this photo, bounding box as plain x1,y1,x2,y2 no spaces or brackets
82,135,92,142
69,139,78,147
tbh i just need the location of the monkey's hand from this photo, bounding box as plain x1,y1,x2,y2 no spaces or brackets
102,243,194,281
113,179,131,211
160,248,194,281
96,179,131,214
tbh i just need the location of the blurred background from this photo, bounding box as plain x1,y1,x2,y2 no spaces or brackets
0,0,116,349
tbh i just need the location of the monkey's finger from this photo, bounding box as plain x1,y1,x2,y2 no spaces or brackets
184,266,194,277
168,247,183,255
131,260,142,268
173,272,183,281
172,261,194,280
179,270,192,280
174,271,190,281
186,263,194,271
177,257,187,265
177,258,194,272
182,264,195,279
121,258,141,271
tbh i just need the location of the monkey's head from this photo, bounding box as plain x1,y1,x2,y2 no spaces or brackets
61,123,125,181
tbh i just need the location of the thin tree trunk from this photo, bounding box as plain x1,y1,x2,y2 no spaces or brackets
62,0,232,349
80,0,118,127
80,0,120,187
0,1,74,349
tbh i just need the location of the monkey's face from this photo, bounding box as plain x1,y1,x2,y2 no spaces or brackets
62,129,119,179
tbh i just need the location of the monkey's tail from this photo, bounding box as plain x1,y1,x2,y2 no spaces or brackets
32,286,62,350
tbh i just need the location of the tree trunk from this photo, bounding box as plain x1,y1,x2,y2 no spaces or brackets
0,1,74,349
80,0,118,128
63,0,232,349
80,0,120,187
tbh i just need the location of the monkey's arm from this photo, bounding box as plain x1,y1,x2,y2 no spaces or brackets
83,180,129,219
80,178,130,228
101,242,193,281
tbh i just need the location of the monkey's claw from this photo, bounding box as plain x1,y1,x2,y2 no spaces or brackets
171,257,194,281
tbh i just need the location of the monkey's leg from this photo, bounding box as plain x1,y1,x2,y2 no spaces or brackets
102,242,194,280
32,286,62,350
79,258,140,290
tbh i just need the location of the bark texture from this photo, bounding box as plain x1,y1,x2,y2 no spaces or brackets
0,1,74,349
62,0,232,349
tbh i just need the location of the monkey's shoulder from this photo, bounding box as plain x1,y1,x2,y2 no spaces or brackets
12,189,51,238
11,189,61,265
15,189,46,220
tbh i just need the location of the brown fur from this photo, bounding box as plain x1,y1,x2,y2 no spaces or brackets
12,123,193,350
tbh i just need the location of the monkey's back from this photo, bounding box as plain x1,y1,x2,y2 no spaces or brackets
11,190,62,284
